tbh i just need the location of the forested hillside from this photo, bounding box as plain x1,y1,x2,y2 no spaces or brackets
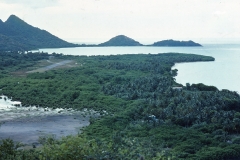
1,51,240,159
0,15,78,51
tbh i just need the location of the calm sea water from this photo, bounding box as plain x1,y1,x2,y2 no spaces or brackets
38,44,240,93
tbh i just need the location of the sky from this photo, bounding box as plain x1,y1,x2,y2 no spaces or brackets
0,0,240,44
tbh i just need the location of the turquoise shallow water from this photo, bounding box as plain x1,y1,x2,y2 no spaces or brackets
38,44,240,93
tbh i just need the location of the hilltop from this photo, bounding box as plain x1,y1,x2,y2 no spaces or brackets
98,35,143,46
0,15,202,50
97,35,202,47
0,15,78,51
152,39,202,46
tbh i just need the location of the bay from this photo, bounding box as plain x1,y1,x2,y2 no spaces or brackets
171,44,240,93
38,44,240,93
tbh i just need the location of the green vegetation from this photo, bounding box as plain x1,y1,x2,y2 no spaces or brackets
152,39,202,47
1,50,240,159
0,51,64,77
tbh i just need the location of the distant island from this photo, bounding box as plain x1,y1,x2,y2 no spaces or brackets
96,35,202,47
151,39,202,47
0,15,202,50
0,15,78,51
98,35,143,46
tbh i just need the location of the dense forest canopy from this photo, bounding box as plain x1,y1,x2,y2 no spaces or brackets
1,51,240,159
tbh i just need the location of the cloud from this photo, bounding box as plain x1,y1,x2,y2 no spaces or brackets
213,11,226,16
0,0,240,42
0,0,59,9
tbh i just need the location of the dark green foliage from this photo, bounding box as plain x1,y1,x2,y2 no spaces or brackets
0,51,49,67
0,139,17,159
189,83,218,91
152,39,202,46
1,52,240,159
0,51,63,78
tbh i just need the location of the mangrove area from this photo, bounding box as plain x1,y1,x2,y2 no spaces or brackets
1,51,240,159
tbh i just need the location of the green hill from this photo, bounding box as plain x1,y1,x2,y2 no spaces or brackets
152,39,202,46
0,15,78,51
98,35,143,46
